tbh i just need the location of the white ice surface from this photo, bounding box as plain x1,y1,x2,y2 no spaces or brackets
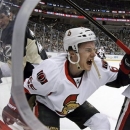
0,61,127,130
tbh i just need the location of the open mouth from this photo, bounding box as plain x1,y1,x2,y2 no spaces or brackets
87,59,93,65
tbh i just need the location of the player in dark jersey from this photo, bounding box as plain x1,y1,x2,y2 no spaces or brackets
0,3,48,82
97,46,106,59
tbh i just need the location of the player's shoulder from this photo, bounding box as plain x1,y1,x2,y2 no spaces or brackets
37,53,67,70
32,54,67,81
94,55,102,62
51,53,67,66
50,53,67,61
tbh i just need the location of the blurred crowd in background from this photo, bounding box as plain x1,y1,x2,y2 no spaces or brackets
1,0,130,56
28,20,130,55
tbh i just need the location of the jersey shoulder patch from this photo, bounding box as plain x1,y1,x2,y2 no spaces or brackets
37,70,48,85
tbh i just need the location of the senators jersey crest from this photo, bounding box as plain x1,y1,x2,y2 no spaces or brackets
56,94,80,115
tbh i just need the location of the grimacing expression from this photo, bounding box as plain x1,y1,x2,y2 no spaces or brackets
0,13,10,29
78,41,96,71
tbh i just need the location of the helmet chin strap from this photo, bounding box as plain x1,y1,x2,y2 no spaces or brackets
92,60,101,79
68,52,82,70
76,63,82,70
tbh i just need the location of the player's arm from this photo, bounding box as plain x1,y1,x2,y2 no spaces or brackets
106,54,130,88
2,64,54,125
5,59,57,125
25,27,48,60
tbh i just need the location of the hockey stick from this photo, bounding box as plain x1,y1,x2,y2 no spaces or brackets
11,0,49,129
64,0,130,54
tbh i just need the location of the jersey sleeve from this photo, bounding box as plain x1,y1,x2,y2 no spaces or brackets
24,59,59,96
96,57,129,87
95,57,118,83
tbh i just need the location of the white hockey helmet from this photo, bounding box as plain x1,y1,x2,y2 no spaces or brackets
63,27,97,53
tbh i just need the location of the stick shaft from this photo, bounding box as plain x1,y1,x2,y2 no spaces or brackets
64,0,130,54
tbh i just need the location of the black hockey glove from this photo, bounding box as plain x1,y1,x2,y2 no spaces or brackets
120,54,130,74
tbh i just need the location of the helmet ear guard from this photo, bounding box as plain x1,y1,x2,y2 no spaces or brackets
67,52,80,64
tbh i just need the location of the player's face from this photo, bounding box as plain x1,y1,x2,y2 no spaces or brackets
78,41,96,71
0,13,10,29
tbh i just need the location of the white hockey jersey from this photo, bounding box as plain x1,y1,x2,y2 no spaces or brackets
97,49,105,59
122,85,130,98
24,53,118,116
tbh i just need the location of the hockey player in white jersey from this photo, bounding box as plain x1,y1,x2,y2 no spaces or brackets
97,46,106,59
2,27,130,130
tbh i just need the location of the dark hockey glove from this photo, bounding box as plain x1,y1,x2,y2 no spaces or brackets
2,98,25,125
120,54,130,74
